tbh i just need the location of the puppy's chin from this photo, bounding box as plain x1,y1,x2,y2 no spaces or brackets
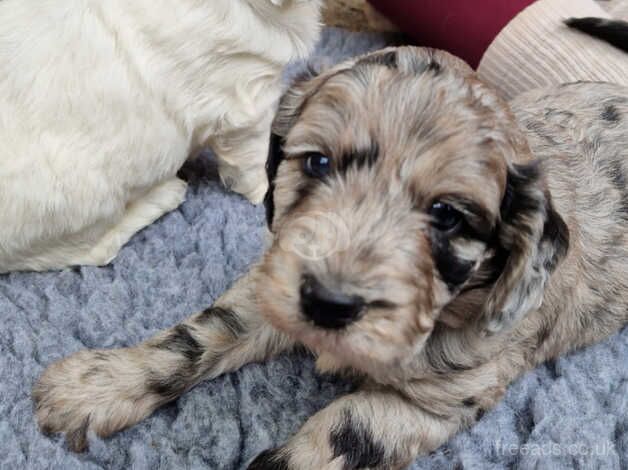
300,325,431,380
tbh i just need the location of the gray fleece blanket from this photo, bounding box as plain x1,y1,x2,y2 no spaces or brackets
1,28,627,470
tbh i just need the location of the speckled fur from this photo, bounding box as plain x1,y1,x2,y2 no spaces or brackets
34,47,628,469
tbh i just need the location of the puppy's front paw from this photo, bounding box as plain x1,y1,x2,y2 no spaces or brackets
248,446,343,470
33,349,159,452
248,448,291,470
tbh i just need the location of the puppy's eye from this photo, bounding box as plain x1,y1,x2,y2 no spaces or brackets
429,201,463,232
304,153,331,179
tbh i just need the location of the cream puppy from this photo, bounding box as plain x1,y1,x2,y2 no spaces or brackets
0,0,321,273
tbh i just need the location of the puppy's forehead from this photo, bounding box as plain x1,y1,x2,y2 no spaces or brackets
285,62,507,215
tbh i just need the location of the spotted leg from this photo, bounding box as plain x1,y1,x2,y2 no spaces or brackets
33,266,292,452
248,360,512,470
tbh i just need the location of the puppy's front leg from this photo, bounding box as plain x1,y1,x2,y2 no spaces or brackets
212,113,274,205
248,388,464,470
33,266,292,452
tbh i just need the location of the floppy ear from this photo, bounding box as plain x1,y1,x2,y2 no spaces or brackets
264,132,284,228
264,61,348,229
263,65,324,230
481,162,569,334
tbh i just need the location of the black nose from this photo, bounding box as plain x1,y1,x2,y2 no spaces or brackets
300,275,365,329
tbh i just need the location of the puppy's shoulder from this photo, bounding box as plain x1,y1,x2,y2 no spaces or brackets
510,82,628,126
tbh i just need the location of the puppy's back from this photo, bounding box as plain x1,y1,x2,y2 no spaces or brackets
511,82,628,354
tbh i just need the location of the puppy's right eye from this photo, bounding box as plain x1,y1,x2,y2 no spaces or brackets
429,201,464,233
303,153,331,179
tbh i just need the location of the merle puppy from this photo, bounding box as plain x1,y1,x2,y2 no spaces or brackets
34,47,628,469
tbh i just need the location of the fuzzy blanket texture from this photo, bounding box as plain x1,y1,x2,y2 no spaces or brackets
1,28,627,470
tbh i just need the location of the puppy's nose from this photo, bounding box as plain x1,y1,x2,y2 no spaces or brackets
300,275,365,329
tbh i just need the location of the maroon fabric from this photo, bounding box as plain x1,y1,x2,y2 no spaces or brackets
368,0,536,68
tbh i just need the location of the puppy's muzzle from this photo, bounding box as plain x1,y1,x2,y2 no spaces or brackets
299,275,365,329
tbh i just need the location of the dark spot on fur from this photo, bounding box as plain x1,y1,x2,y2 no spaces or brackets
602,104,621,123
248,448,291,470
146,362,201,399
430,231,475,290
409,59,442,75
535,322,553,349
155,325,203,363
357,50,398,69
476,408,486,421
265,133,284,227
148,325,205,398
451,199,495,243
501,162,544,224
80,365,106,382
40,423,54,437
495,162,569,326
369,299,398,310
499,176,515,217
330,410,385,470
426,60,441,74
606,160,628,218
147,377,181,398
565,17,628,53
541,201,570,271
66,416,90,453
608,160,627,192
339,143,380,173
198,307,245,338
462,397,476,407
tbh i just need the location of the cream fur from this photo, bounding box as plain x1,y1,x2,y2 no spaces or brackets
0,0,321,273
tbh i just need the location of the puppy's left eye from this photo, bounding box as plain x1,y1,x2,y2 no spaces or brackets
429,201,463,233
304,153,331,179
